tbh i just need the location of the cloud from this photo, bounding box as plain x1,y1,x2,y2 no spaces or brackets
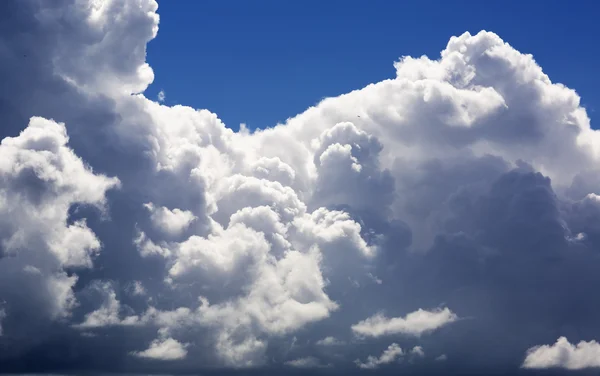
2,0,600,374
351,308,458,338
0,116,118,343
355,343,404,369
410,346,425,358
284,356,330,368
132,337,189,361
522,337,600,370
316,336,345,346
157,90,166,103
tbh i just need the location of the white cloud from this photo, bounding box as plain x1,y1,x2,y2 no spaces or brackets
4,0,600,372
0,117,119,332
73,283,141,329
352,308,458,338
132,337,188,361
435,354,447,362
355,343,404,369
157,90,166,102
522,337,600,370
144,203,196,237
316,336,345,346
410,346,425,358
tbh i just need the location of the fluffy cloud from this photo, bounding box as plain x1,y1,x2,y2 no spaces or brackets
522,337,600,370
132,336,188,361
0,116,118,343
355,343,404,369
352,308,458,338
3,0,600,374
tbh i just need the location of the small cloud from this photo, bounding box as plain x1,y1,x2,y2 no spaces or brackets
355,343,403,369
131,281,146,296
157,90,166,102
435,354,447,362
132,337,188,361
23,265,42,275
410,346,425,358
367,272,383,284
316,336,345,346
352,307,458,338
285,356,330,368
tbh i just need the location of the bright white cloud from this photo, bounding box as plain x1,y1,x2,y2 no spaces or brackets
352,308,458,338
355,343,404,369
522,337,600,370
132,337,189,361
0,117,118,330
144,203,196,237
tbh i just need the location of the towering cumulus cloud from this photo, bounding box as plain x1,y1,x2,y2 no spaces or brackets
0,0,599,375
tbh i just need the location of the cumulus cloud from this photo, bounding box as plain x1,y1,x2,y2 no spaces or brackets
352,308,458,338
410,346,425,358
132,337,188,361
3,0,600,374
0,116,118,342
355,343,404,369
522,337,600,370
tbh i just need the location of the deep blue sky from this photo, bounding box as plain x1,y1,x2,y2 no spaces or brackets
146,0,599,131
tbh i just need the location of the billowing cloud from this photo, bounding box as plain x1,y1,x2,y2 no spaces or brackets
522,337,600,370
352,308,458,338
1,0,600,374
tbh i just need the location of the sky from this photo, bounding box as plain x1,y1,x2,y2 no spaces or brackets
146,0,600,130
4,0,600,375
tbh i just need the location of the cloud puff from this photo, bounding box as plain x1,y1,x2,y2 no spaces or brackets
522,337,600,370
132,337,189,361
352,308,458,338
3,0,600,374
355,343,404,369
316,336,345,346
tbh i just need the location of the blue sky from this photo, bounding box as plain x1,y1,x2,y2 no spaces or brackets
146,0,600,131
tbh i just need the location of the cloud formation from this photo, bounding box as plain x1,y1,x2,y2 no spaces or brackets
1,0,600,374
351,308,458,338
355,343,404,369
522,337,600,370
